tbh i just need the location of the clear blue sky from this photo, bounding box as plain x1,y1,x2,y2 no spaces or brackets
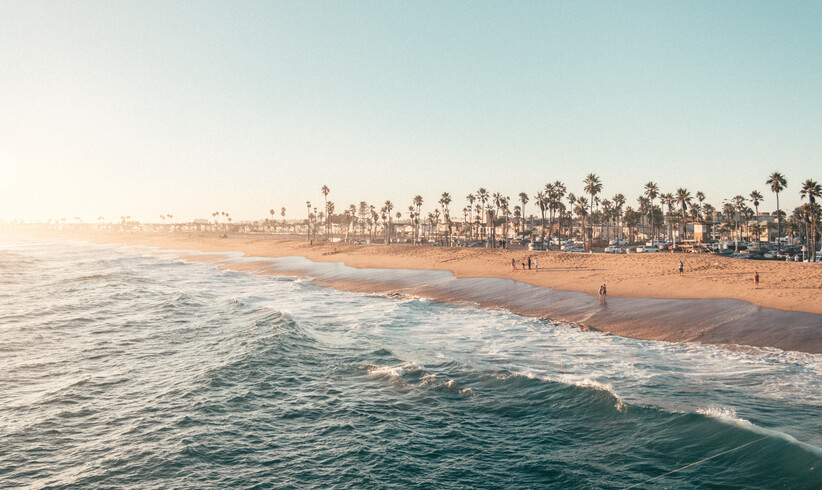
1,0,819,222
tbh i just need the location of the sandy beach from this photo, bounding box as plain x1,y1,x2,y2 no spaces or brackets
7,228,822,353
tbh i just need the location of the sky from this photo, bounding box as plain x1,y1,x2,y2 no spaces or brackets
1,0,820,223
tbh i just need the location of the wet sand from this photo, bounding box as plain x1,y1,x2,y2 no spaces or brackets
7,228,822,353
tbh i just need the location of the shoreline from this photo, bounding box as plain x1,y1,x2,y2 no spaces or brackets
4,228,822,353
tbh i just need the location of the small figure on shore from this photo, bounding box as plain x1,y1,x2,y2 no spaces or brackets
527,256,532,270
678,260,684,275
754,271,760,289
598,284,607,297
521,262,526,271
534,258,539,270
511,258,517,271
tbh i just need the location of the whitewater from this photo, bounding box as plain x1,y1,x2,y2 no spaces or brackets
1,236,820,488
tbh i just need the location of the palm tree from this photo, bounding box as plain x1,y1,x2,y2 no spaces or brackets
305,201,312,241
575,197,589,249
566,192,576,240
518,192,529,237
800,179,821,261
601,198,613,242
766,172,788,253
660,193,674,241
584,174,602,244
675,188,692,241
749,190,763,246
466,193,476,239
644,181,659,240
547,181,566,244
439,192,452,245
535,191,548,243
413,195,423,244
321,185,330,239
732,195,748,246
476,188,489,240
384,200,394,243
612,193,625,243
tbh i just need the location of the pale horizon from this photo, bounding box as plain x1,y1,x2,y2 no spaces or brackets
2,1,819,223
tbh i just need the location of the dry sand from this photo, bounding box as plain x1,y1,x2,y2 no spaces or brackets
7,228,822,353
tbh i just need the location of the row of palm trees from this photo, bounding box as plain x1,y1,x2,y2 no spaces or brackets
308,174,820,260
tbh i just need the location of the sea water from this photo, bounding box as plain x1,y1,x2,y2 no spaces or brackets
1,236,820,488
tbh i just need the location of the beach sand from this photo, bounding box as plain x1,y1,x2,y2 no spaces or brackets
7,228,822,353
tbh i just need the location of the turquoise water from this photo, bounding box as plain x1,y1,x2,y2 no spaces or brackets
1,237,820,488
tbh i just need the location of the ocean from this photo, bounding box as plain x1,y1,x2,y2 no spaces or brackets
1,236,820,488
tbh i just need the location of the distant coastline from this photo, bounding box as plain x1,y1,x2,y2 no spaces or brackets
5,227,822,354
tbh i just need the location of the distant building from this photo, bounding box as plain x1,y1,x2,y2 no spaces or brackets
693,223,711,243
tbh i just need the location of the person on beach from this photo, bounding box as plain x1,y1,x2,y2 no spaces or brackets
534,258,539,270
511,258,517,271
754,271,760,289
527,257,532,270
678,260,684,275
598,284,606,297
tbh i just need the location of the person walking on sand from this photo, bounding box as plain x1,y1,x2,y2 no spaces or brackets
511,258,517,271
678,260,684,276
527,256,532,270
534,257,539,271
754,271,760,289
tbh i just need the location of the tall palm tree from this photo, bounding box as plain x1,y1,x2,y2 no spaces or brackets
601,199,613,241
660,193,675,241
326,201,335,237
566,192,577,240
518,192,529,237
575,197,589,249
644,182,659,240
675,188,692,241
749,190,763,246
384,200,394,243
612,193,625,243
476,188,489,240
305,201,312,241
584,174,602,244
547,181,566,243
800,179,821,261
766,172,788,253
413,195,423,244
321,185,330,239
439,192,452,245
732,195,747,246
535,191,548,243
466,193,476,239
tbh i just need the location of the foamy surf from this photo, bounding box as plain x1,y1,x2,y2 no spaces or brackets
1,236,820,488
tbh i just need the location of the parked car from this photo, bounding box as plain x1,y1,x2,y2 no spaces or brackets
609,239,629,246
636,245,659,253
528,241,545,251
564,245,585,253
604,246,624,254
